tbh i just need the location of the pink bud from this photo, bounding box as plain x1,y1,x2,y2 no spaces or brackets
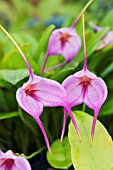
0,150,31,170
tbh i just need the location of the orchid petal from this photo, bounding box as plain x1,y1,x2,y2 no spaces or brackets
62,75,84,107
90,109,99,145
84,77,108,110
48,30,61,55
102,31,113,44
90,22,113,50
60,108,67,143
84,77,107,142
63,35,81,62
74,69,96,78
16,88,43,117
0,150,15,160
34,77,68,107
89,22,103,32
13,156,31,170
35,117,52,155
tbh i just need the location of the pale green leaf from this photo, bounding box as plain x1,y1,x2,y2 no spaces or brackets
33,24,55,62
47,137,72,169
68,111,113,170
0,111,19,120
0,69,29,85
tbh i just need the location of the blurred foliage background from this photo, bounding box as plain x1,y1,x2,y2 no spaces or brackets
0,0,113,169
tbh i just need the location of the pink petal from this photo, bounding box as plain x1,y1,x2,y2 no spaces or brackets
60,108,67,143
35,117,52,155
83,77,107,143
74,69,96,79
0,150,16,160
102,31,113,44
62,75,83,107
48,29,62,55
62,35,81,62
97,31,113,50
89,22,103,32
90,109,99,144
84,77,108,110
16,88,43,117
12,156,31,170
34,77,68,107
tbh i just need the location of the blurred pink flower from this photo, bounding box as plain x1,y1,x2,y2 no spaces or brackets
62,16,108,144
41,0,93,75
90,22,113,50
0,150,31,170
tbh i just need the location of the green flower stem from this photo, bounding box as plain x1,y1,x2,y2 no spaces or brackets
26,147,45,159
82,103,86,112
18,105,28,126
16,147,45,159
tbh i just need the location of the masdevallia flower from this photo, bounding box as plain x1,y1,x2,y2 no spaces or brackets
41,0,93,75
0,25,80,154
62,15,108,144
90,22,113,50
0,150,31,170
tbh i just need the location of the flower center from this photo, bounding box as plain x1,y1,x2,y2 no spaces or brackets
2,158,14,168
81,76,90,86
25,85,32,95
59,32,71,46
25,84,36,95
7,159,14,164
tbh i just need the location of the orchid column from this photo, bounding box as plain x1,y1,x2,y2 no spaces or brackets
41,0,93,76
62,15,108,144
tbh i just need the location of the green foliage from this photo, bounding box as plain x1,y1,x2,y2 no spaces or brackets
47,137,72,169
68,111,113,170
33,24,55,62
0,111,19,120
0,69,29,85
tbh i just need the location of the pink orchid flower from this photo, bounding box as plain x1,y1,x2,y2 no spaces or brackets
90,22,113,50
62,15,108,144
0,25,80,155
41,0,93,75
0,150,31,170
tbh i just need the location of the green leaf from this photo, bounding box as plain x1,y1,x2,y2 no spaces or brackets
24,147,45,159
51,62,79,82
75,28,109,64
101,9,113,29
0,69,29,85
1,45,40,74
47,137,72,169
99,97,113,116
0,111,19,120
33,24,55,62
68,111,113,170
100,61,113,78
